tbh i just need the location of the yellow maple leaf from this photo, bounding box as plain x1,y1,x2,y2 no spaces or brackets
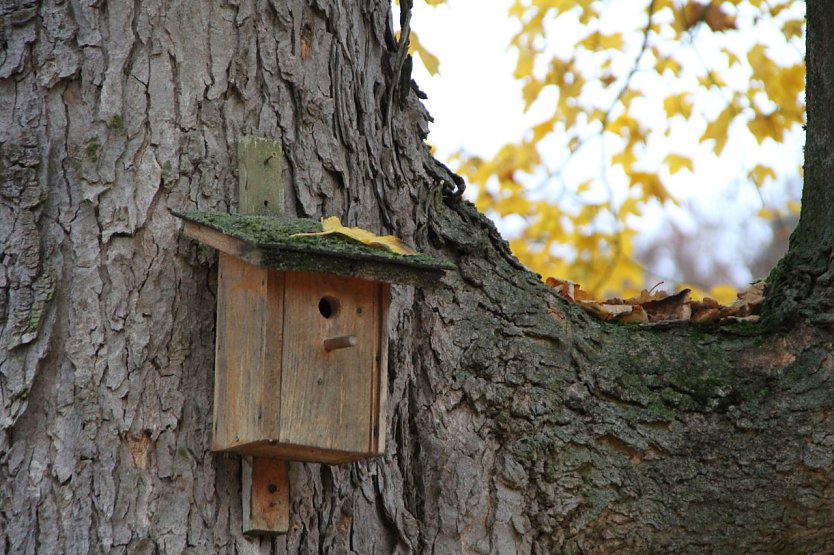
748,164,776,187
655,56,682,76
409,32,440,76
291,216,418,256
631,172,671,203
700,103,735,155
722,48,741,67
783,19,804,40
663,93,693,119
748,113,784,144
578,31,624,52
515,47,536,79
664,154,694,175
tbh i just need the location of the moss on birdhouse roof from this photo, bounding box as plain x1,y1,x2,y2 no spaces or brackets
174,211,454,286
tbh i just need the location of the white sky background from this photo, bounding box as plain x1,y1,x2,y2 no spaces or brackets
404,0,805,289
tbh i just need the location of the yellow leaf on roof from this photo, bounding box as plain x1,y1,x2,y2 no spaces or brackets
291,216,418,256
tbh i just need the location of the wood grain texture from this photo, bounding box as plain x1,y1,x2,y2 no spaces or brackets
242,458,289,534
214,441,376,464
236,134,290,535
213,254,274,450
238,137,283,216
280,272,377,453
181,221,263,267
373,284,390,455
213,259,383,460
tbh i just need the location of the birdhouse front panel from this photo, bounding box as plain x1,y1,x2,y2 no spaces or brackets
280,272,386,455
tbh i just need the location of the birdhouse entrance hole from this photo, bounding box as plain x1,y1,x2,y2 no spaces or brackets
318,296,339,318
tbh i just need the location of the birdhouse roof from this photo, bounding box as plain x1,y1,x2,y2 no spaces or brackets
174,211,454,286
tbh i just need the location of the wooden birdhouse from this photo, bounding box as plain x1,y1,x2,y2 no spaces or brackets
175,211,452,464
174,135,451,535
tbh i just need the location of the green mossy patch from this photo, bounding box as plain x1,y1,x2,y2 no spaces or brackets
174,211,455,285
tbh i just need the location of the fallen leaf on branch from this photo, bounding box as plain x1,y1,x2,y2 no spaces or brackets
291,216,418,255
731,281,766,315
642,289,691,322
612,304,649,324
545,277,766,327
546,277,595,302
692,307,721,324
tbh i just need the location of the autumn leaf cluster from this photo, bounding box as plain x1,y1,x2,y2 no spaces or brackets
547,277,764,326
410,0,804,303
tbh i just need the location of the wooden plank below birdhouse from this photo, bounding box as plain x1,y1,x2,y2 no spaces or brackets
242,457,289,535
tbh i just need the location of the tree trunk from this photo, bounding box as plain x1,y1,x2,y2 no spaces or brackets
1,1,832,554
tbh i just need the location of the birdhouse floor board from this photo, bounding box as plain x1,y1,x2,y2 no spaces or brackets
215,441,377,464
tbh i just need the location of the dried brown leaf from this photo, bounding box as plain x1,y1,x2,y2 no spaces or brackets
613,304,649,324
692,307,721,324
642,288,692,322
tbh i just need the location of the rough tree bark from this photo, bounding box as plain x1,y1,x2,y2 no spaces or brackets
1,1,831,553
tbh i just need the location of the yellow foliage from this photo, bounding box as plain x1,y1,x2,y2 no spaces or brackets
707,284,739,305
409,32,440,76
749,164,777,187
783,19,804,39
631,172,672,203
578,31,624,52
700,103,736,155
664,154,694,175
663,93,693,119
655,56,682,76
430,0,805,299
748,113,785,144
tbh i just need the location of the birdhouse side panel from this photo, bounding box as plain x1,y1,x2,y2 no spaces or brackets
212,254,284,450
371,283,390,456
279,272,380,455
